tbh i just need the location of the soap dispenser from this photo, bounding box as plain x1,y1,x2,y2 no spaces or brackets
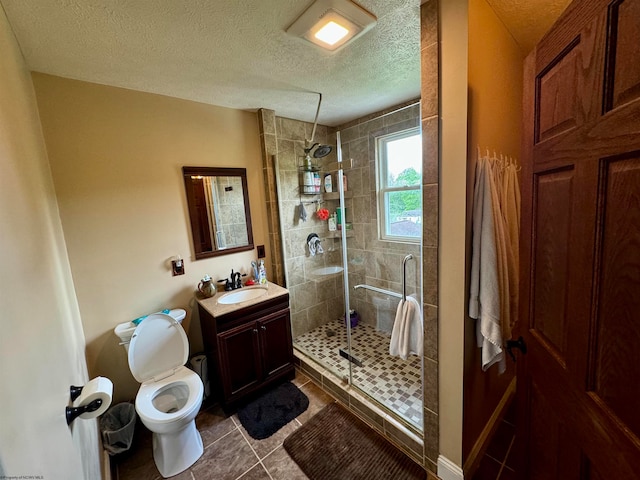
258,259,267,284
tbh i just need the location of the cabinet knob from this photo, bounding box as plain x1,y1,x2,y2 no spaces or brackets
252,328,258,334
260,325,267,331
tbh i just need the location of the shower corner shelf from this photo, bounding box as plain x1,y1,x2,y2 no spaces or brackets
323,191,352,200
326,229,354,239
298,164,321,195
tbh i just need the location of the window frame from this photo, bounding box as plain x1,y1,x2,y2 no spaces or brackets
375,127,422,243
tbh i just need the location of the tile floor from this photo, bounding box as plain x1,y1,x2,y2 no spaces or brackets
293,319,423,429
115,371,334,480
471,401,517,480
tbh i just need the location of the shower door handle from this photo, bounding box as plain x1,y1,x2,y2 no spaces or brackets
402,254,414,301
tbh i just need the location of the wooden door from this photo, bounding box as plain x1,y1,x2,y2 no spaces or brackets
218,321,262,399
259,308,294,378
517,0,640,477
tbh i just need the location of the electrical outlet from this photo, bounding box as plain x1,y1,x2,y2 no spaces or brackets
257,245,266,258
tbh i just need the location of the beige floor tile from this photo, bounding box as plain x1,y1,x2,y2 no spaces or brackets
191,430,258,480
196,405,237,447
296,381,335,424
237,463,272,480
262,446,309,480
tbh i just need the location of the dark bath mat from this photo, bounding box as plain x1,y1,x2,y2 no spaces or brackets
283,403,426,480
237,382,309,440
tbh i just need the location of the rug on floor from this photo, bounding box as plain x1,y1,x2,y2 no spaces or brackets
237,381,309,440
283,402,426,480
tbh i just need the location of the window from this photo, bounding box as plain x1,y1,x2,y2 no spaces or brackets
376,127,422,241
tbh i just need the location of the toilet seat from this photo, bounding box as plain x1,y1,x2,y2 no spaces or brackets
128,313,204,424
136,366,203,425
128,313,189,383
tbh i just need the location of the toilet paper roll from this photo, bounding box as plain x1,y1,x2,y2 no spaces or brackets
74,376,113,419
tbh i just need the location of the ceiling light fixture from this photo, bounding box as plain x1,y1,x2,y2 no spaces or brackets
286,0,377,52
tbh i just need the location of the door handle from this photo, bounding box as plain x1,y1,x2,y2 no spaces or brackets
506,336,527,363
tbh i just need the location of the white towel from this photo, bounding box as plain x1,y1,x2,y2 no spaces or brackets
469,157,505,373
389,296,423,360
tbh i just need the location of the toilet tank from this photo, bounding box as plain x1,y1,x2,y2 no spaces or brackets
114,308,186,352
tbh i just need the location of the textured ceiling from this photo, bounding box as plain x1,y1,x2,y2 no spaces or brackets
0,0,568,126
487,0,571,53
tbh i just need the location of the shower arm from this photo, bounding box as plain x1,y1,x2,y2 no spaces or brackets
306,93,322,147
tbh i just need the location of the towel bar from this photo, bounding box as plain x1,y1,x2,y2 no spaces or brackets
353,284,402,299
353,253,414,301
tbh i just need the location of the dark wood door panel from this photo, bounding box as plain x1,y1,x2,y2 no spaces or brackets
535,8,607,146
531,167,574,364
523,349,640,478
604,0,640,111
536,40,580,143
591,153,640,440
259,309,293,378
219,323,261,396
526,376,582,480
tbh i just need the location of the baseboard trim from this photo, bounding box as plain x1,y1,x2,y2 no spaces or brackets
102,447,113,480
463,377,516,478
437,456,465,480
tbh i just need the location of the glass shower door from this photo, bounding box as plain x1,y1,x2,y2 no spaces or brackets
337,104,424,431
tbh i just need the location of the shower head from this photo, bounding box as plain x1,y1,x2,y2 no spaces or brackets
304,142,333,159
313,144,332,158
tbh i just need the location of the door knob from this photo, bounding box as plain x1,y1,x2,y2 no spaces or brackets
506,336,527,363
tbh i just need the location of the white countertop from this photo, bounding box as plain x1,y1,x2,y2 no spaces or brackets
197,282,289,318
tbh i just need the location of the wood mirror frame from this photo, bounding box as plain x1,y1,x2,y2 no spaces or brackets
182,166,254,259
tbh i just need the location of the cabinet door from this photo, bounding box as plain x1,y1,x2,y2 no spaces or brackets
259,308,293,379
218,321,262,399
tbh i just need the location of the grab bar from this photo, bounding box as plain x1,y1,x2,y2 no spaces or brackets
353,253,415,302
353,284,402,299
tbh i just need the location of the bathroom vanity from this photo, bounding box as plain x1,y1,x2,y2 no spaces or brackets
196,283,294,406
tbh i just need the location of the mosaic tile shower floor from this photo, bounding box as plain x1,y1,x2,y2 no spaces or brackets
293,319,423,429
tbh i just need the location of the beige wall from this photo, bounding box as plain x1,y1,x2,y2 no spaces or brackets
0,11,99,480
468,0,523,158
32,74,268,402
438,0,469,469
463,0,524,462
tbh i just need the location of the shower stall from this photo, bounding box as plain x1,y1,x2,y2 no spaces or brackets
272,103,424,432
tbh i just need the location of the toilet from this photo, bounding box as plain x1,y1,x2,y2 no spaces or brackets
115,309,204,478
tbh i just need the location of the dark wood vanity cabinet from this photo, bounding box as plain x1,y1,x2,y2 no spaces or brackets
198,292,294,406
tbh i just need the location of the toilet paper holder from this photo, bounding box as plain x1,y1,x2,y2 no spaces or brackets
66,397,104,425
66,378,113,426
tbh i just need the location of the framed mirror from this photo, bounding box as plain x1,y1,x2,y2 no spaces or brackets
182,166,254,259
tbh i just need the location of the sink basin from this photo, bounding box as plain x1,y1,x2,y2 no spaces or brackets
217,288,268,305
312,266,344,276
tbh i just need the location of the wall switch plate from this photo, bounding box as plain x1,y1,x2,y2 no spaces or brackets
257,245,266,258
172,260,185,276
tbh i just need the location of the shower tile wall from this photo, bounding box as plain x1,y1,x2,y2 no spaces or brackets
336,104,422,334
260,105,423,340
259,112,347,338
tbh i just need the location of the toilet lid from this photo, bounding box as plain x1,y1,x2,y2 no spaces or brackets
128,313,189,383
